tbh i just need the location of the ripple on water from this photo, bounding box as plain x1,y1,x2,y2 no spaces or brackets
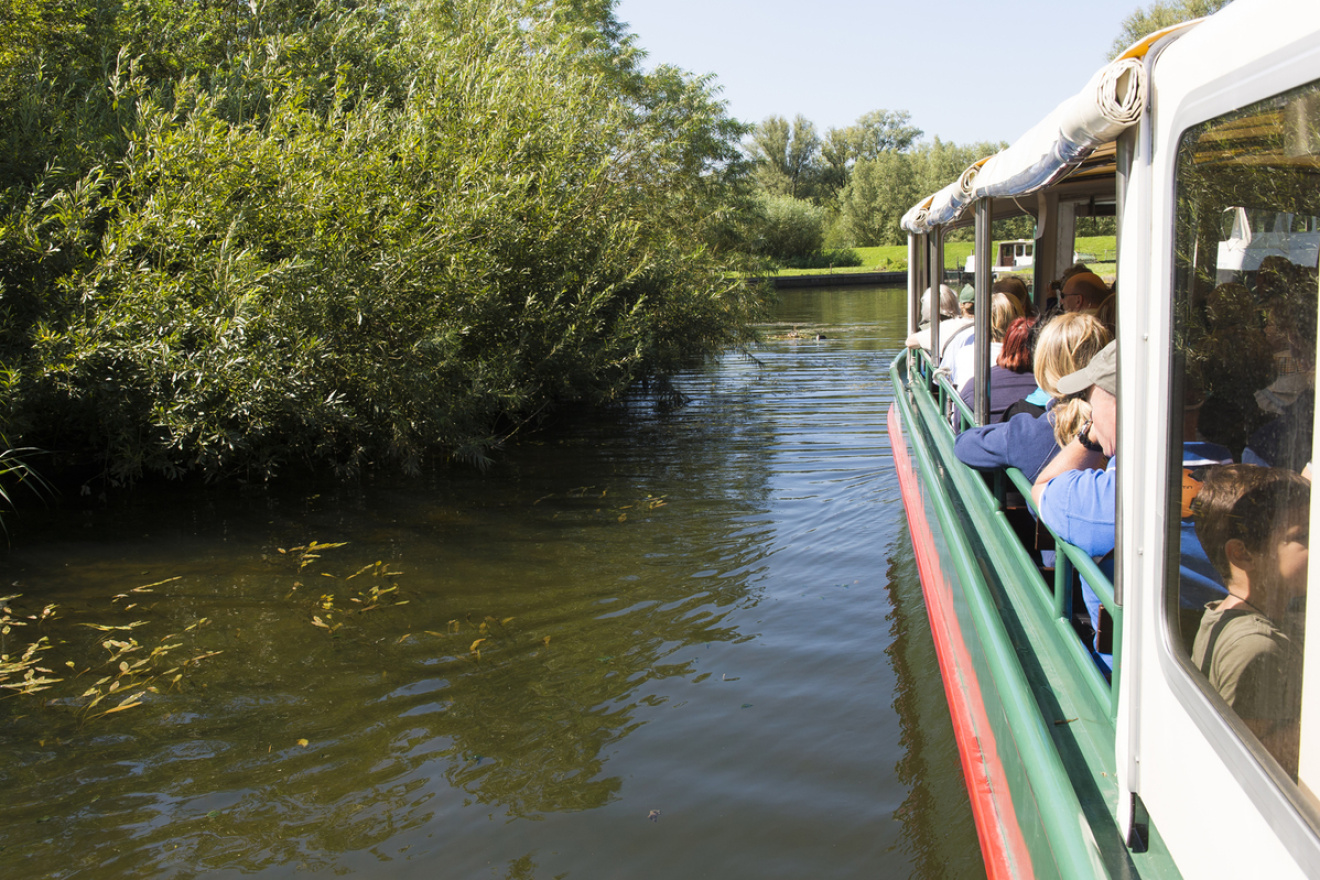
0,288,981,880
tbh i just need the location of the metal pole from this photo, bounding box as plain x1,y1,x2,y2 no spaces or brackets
928,233,942,367
974,198,994,426
907,234,921,336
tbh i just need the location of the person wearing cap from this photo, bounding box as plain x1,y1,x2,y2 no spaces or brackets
1060,270,1109,313
1030,340,1120,669
1031,341,1230,672
958,283,976,316
940,284,979,382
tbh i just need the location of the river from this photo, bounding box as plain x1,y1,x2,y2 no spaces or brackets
0,285,983,880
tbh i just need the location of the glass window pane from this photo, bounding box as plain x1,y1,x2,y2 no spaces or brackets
1169,79,1320,783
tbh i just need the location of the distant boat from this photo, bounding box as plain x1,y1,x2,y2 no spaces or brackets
963,239,1034,275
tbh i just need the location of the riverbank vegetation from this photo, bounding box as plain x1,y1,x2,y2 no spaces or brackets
743,111,1028,268
0,0,771,487
744,0,1225,270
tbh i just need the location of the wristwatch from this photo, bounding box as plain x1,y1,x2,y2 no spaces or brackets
1077,419,1104,453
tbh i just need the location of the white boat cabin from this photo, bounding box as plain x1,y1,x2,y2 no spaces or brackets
964,239,1035,274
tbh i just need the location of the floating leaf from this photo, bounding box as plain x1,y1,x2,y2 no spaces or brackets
101,696,144,714
297,738,309,747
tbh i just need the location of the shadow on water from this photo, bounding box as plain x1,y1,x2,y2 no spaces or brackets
0,285,982,879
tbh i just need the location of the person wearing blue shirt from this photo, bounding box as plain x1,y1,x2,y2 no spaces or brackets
1032,342,1229,672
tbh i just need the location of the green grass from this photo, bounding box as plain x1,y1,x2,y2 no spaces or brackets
774,236,1118,280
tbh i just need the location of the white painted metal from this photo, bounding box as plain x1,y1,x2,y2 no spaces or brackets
1121,2,1320,877
1302,289,1320,818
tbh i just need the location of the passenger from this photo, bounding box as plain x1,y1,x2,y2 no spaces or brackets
993,275,1033,317
957,316,1038,424
1032,340,1120,670
1094,291,1116,334
1244,287,1317,471
1190,463,1309,778
1045,280,1062,312
1197,282,1275,455
949,292,1024,392
1003,310,1098,422
1060,262,1093,283
954,313,1110,483
906,284,973,361
1033,340,1232,673
1254,254,1294,301
959,283,976,317
1059,270,1109,313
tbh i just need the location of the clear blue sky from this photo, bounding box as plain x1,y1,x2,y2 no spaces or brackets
613,0,1149,147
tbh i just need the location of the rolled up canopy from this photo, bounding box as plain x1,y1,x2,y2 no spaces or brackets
900,39,1171,234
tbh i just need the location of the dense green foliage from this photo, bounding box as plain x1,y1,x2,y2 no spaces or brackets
753,194,825,262
741,105,1016,256
0,0,770,483
743,4,1215,261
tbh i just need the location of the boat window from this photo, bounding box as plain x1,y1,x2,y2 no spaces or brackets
1168,78,1320,798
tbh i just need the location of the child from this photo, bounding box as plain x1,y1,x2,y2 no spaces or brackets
1191,463,1310,777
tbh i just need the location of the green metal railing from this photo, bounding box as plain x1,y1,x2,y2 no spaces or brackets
905,347,1121,717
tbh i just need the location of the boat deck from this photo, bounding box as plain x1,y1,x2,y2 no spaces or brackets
890,350,1183,880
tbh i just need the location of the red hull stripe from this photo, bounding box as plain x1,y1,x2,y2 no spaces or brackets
888,403,1034,880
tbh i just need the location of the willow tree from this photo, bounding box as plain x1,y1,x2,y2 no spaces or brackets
0,0,768,483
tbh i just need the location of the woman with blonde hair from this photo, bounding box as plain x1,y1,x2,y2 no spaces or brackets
1037,313,1113,449
954,312,1111,483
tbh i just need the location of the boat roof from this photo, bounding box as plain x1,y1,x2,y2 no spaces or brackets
900,21,1200,234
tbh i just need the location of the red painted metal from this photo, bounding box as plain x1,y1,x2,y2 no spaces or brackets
888,402,1034,880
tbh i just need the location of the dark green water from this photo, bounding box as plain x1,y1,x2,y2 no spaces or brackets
0,285,983,879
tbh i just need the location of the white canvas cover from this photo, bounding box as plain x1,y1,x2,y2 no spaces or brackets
901,53,1154,233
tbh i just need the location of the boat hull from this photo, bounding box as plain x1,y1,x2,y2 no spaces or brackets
888,400,1033,880
886,353,1183,880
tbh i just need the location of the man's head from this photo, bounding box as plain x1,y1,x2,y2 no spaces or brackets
1192,464,1311,602
959,284,975,316
920,284,960,324
1060,271,1108,312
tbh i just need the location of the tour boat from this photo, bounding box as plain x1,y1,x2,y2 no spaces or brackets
963,239,1034,275
886,2,1320,877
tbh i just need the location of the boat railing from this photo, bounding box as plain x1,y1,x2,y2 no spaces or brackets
909,347,1122,718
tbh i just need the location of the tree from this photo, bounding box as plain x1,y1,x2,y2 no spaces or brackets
747,114,821,200
837,151,917,247
0,0,771,483
848,109,922,160
1109,0,1233,58
817,127,853,200
753,194,826,262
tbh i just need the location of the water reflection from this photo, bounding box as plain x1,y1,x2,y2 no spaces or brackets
0,285,980,879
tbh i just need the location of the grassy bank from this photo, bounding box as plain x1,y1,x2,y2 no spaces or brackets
775,236,1117,279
